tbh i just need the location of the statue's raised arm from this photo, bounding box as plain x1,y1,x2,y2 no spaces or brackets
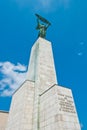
35,14,51,38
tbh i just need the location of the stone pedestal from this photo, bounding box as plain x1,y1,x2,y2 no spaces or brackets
6,80,35,130
6,37,81,130
40,85,81,130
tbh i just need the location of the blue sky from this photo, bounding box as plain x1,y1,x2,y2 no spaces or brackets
0,0,87,129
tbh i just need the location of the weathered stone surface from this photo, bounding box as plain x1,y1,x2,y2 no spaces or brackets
6,80,35,130
28,38,58,130
39,85,81,130
27,37,57,93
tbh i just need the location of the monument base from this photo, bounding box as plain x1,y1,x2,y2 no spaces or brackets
6,38,81,130
6,80,35,130
39,85,81,130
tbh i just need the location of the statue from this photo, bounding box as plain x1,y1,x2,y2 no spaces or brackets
35,14,51,38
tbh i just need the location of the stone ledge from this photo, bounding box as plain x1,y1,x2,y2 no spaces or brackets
0,111,9,113
13,80,35,95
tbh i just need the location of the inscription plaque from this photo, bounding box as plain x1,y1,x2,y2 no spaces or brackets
58,93,76,113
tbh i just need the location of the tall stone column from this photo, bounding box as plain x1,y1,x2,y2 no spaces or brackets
27,37,57,130
27,37,57,93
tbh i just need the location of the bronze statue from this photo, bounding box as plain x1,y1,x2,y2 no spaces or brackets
35,14,51,38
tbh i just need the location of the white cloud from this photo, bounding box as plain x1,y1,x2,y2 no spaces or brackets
12,0,72,12
77,52,83,56
0,61,27,97
1,89,14,97
36,0,54,11
80,42,84,45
